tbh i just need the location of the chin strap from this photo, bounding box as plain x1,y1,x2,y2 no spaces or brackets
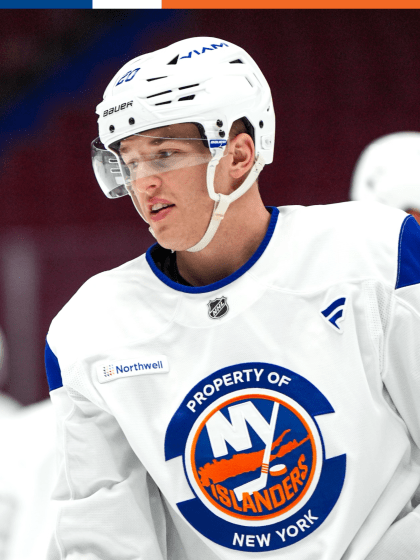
186,154,266,253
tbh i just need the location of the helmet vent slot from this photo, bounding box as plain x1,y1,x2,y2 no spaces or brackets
147,90,172,99
167,55,179,65
179,95,195,102
147,76,167,82
155,101,172,106
179,84,199,90
230,59,243,64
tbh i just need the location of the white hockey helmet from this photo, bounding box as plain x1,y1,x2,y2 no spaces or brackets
350,132,420,211
92,37,275,252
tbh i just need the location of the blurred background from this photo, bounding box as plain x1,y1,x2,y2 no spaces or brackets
1,9,420,405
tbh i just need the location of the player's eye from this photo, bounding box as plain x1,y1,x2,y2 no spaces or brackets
126,160,138,171
151,151,176,169
124,150,181,179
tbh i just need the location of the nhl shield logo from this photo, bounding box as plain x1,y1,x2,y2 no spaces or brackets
208,296,229,319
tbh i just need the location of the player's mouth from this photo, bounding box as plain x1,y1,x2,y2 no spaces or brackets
148,200,175,222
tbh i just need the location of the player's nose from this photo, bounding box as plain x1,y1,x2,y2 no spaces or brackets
131,174,162,195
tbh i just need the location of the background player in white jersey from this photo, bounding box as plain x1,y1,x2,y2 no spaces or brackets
0,326,55,560
350,131,420,559
45,38,420,559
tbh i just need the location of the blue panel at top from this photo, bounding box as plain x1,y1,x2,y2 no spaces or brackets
1,0,90,6
396,215,420,290
45,341,63,391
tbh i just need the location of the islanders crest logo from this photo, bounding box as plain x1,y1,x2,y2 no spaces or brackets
165,362,346,552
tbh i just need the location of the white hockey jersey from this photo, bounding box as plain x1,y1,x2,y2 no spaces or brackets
45,202,420,560
0,399,56,560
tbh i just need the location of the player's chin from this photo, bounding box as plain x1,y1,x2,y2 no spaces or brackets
157,238,189,252
152,227,181,251
154,229,198,252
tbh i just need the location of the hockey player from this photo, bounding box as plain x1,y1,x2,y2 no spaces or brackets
45,38,420,559
350,131,420,224
350,131,420,560
0,326,56,560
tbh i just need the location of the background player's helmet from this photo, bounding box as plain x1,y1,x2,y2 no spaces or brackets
350,132,420,212
92,37,275,252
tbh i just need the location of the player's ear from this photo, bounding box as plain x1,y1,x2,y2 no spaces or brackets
229,133,255,180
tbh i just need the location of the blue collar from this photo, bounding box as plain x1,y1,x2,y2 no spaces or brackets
146,206,279,294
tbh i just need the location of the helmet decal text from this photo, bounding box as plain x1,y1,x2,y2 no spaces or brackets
180,43,229,60
103,100,133,118
209,140,227,149
116,68,140,86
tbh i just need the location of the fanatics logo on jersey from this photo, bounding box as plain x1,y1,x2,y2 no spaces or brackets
208,296,229,319
165,363,346,552
321,297,347,332
96,355,169,383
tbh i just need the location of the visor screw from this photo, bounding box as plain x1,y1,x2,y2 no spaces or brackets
109,125,115,133
259,120,264,128
219,130,226,138
217,120,223,127
129,117,135,125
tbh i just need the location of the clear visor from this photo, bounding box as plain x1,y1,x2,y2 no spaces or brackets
91,138,129,198
92,125,218,199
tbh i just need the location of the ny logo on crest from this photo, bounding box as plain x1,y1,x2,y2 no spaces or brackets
189,395,318,523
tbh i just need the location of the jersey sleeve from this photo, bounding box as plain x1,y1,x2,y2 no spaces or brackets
383,215,420,448
365,507,420,560
371,215,420,559
45,340,167,560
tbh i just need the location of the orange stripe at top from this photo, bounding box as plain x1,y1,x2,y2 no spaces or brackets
163,1,420,7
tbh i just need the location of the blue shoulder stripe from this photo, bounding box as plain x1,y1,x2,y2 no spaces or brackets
45,341,63,391
396,215,420,290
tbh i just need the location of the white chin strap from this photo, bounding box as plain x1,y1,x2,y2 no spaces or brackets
186,153,266,253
